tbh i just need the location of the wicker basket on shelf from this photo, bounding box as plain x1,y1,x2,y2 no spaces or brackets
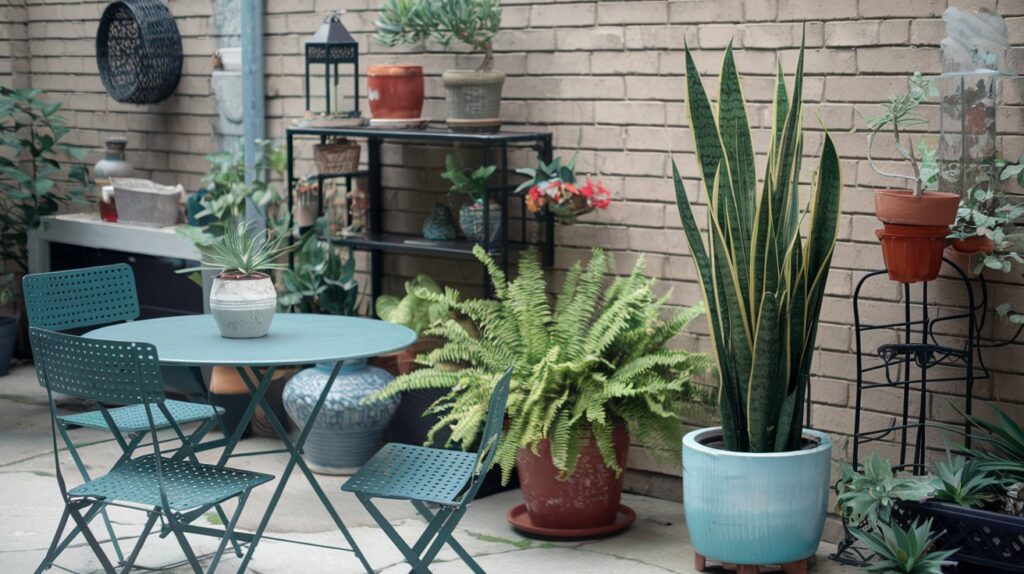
313,138,361,174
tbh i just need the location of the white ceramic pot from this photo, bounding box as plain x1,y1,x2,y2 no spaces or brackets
209,272,276,338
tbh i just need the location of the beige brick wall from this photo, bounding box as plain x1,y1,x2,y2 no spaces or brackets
5,0,1024,541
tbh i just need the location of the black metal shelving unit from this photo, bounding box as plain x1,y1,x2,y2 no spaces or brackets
285,124,554,304
831,257,1010,567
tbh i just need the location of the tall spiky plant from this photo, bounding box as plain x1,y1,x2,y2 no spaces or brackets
371,247,710,483
672,40,842,453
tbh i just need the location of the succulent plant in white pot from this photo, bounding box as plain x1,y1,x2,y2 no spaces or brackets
180,222,294,338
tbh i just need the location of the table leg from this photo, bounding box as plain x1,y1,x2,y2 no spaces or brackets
233,363,373,574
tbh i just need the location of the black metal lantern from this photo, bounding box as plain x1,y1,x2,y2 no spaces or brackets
305,11,360,118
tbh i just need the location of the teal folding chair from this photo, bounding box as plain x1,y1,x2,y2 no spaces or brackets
30,327,274,574
342,367,513,573
23,264,225,563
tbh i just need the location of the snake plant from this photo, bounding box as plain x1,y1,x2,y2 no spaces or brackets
673,41,842,453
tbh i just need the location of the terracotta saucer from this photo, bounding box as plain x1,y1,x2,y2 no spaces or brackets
506,503,636,541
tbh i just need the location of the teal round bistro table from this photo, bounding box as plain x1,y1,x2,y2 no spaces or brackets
87,313,416,574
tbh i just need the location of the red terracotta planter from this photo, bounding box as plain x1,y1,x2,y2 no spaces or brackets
873,189,960,283
950,235,995,255
367,65,424,120
515,426,629,531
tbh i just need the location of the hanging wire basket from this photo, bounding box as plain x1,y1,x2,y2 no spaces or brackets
96,0,182,104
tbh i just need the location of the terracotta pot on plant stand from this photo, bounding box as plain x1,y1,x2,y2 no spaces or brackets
367,65,424,121
508,426,635,539
874,189,960,283
946,234,995,278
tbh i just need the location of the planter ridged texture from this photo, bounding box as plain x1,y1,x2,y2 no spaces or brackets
367,65,424,119
209,274,277,338
283,359,399,474
442,70,505,131
459,200,502,243
682,427,832,566
516,426,629,530
875,225,949,283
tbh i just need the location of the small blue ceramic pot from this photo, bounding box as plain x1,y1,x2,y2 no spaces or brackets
682,427,832,566
283,359,399,474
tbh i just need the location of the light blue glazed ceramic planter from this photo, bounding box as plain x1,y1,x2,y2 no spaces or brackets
682,427,832,566
283,359,399,475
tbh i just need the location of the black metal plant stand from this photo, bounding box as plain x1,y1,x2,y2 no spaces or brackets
830,256,1024,567
284,124,554,305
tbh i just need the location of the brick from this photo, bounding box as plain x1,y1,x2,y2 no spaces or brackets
698,25,742,49
909,19,946,45
668,0,744,24
824,21,880,47
529,3,596,27
555,27,625,51
859,0,946,18
777,0,858,21
857,47,942,74
590,51,659,75
597,1,668,25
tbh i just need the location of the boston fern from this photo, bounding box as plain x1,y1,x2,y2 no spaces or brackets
371,246,710,483
673,42,842,453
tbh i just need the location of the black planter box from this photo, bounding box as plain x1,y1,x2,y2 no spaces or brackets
897,500,1024,573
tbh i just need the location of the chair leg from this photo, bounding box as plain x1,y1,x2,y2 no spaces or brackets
415,506,469,574
57,422,126,564
411,501,484,574
356,494,437,573
68,501,117,574
205,490,250,574
119,510,159,574
166,512,203,574
34,505,72,574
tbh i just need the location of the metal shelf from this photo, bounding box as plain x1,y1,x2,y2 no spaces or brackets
330,232,535,258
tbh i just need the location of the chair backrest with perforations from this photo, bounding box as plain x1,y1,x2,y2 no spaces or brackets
464,367,513,500
23,264,140,332
30,328,165,406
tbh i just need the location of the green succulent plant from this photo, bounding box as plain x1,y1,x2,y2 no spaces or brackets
672,41,842,453
835,453,935,528
952,405,1024,482
862,72,938,196
375,274,446,335
371,246,710,483
375,0,502,71
851,519,957,574
179,222,293,277
929,454,1007,509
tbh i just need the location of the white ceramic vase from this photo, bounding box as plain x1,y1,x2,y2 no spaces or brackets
209,273,277,338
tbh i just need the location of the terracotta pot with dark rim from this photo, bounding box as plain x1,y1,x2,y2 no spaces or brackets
950,234,995,255
873,189,960,283
514,425,629,531
367,65,424,120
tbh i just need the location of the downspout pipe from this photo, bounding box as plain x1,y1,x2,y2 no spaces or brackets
241,0,265,228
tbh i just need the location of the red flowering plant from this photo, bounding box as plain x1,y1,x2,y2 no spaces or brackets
515,152,612,223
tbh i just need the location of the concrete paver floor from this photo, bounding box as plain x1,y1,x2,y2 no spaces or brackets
0,365,859,573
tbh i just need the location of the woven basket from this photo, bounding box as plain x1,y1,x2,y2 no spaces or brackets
314,139,361,174
96,0,182,104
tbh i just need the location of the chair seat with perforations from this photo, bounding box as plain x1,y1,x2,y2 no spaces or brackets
58,400,223,433
342,443,478,506
69,454,273,512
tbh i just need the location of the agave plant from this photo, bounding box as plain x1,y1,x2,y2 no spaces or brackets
179,222,293,277
672,41,842,453
952,405,1024,482
930,454,1007,509
371,247,710,482
835,453,936,528
851,519,957,574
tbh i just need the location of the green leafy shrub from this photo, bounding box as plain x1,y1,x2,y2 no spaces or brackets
375,0,502,70
371,247,710,482
278,233,358,316
376,274,446,335
441,152,495,203
0,87,90,274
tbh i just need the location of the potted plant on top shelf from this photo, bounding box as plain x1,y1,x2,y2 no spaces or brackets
865,73,960,284
376,0,504,131
673,43,842,571
516,151,614,224
372,246,709,538
441,152,498,243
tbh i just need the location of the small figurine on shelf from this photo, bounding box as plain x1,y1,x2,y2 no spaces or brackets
516,152,612,223
422,202,458,241
294,175,320,231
